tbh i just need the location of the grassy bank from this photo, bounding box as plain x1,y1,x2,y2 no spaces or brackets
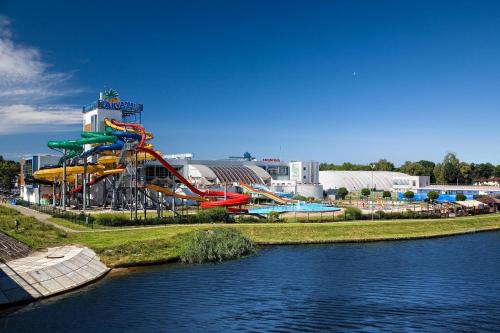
1,205,500,267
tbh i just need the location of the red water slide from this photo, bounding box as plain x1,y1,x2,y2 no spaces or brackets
137,147,249,209
70,175,107,194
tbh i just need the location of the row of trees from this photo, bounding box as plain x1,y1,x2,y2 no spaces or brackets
0,156,19,190
320,153,500,185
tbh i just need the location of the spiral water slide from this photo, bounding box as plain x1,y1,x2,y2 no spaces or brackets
104,118,250,210
239,182,292,205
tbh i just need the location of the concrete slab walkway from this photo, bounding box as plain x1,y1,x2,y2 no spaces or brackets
0,245,109,307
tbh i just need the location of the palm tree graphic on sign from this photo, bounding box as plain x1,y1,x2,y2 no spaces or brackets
103,89,120,103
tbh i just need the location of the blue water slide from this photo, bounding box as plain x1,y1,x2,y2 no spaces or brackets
78,131,141,158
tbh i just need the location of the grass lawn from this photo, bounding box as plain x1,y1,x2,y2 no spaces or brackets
1,205,500,267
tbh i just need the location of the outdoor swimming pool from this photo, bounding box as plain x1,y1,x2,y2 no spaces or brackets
249,202,340,214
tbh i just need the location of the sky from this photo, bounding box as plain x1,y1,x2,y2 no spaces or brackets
1,0,500,165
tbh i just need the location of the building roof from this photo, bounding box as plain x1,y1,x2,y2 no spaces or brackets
419,185,500,192
188,164,269,185
319,171,408,191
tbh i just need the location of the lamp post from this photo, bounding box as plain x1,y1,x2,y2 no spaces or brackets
370,163,375,221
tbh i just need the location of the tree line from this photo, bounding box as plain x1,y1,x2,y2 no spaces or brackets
320,153,500,185
0,155,19,190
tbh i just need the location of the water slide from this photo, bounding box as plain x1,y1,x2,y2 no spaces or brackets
239,182,292,205
138,147,250,210
69,168,125,194
145,184,207,202
107,118,250,210
48,132,118,164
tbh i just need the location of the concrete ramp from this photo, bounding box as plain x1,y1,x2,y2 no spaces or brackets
0,245,109,307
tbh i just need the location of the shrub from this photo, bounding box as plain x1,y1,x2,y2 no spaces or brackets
344,207,363,220
267,211,281,222
94,213,135,226
292,194,309,201
179,228,254,263
427,191,439,202
374,210,386,219
404,191,415,200
361,188,371,197
196,207,234,223
455,193,466,201
382,191,392,199
337,187,349,200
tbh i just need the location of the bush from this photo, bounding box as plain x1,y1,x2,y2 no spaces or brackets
374,210,386,219
179,228,254,263
361,188,371,197
196,207,234,223
404,191,415,200
427,191,439,202
267,211,281,222
455,193,466,201
94,208,235,227
344,207,363,220
337,187,349,200
382,191,392,199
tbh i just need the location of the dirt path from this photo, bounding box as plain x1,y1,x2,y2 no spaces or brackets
1,203,78,233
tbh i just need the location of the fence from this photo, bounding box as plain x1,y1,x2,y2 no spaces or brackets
15,199,95,228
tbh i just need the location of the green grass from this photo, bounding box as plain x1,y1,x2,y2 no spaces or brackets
0,206,68,250
1,205,500,267
48,217,95,231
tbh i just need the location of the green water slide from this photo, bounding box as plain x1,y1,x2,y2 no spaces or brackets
48,131,117,164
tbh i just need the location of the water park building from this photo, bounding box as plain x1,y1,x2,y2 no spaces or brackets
18,91,326,211
319,171,430,192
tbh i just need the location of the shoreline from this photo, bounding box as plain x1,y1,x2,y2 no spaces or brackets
2,204,500,269
107,225,500,270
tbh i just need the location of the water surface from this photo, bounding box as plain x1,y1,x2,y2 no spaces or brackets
1,231,500,332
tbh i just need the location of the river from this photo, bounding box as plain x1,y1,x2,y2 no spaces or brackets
1,231,500,332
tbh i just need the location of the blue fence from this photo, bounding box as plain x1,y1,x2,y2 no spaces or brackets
397,192,473,203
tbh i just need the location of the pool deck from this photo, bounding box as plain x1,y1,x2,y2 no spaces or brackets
0,245,109,308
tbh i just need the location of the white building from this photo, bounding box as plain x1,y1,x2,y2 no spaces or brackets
392,175,430,192
19,154,60,203
319,170,408,192
289,161,320,184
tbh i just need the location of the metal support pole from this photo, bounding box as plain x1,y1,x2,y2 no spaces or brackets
157,191,161,218
62,149,67,210
82,158,87,211
52,177,56,207
172,181,176,216
135,151,138,221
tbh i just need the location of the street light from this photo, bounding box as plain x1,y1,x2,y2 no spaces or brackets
370,163,375,221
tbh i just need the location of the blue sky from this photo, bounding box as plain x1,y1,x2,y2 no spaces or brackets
1,0,500,164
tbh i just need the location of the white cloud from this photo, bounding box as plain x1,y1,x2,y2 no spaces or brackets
0,105,82,134
0,15,82,135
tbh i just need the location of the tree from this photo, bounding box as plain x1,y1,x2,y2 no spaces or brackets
399,161,426,176
337,187,349,200
427,191,439,203
473,163,495,180
417,160,436,183
0,156,19,190
361,188,371,197
404,191,415,200
435,153,461,184
382,191,392,199
399,160,436,183
455,193,466,201
460,162,474,184
373,159,395,171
